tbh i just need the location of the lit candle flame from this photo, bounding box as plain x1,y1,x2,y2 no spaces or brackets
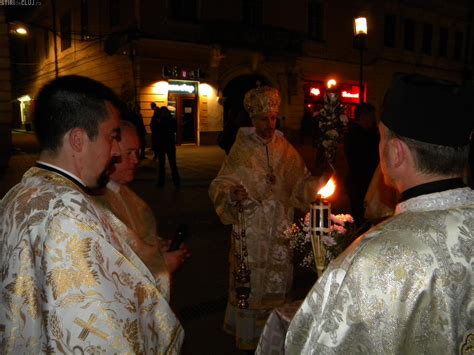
317,177,336,198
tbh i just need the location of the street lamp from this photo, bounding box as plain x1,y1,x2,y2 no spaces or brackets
10,21,59,78
353,17,368,104
12,26,28,35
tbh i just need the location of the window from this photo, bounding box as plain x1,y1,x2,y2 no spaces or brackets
60,12,71,51
170,0,198,22
404,18,415,51
384,14,396,47
81,0,89,40
308,0,324,41
454,31,464,61
17,95,31,126
242,0,263,26
422,23,433,55
110,0,120,27
438,27,448,57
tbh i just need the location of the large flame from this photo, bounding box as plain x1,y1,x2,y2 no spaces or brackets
317,177,336,198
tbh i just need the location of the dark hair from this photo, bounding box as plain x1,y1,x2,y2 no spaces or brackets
33,75,121,153
354,103,375,121
386,127,468,175
159,106,171,117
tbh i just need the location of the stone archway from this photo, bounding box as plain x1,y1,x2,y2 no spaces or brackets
222,74,270,127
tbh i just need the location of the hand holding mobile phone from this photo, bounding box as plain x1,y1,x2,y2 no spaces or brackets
168,223,189,251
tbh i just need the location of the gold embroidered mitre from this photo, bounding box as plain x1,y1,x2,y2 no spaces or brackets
243,86,281,117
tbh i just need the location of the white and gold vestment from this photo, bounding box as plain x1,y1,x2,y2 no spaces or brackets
209,127,321,349
285,187,474,354
96,181,171,301
0,167,183,354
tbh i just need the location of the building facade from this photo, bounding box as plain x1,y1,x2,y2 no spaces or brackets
6,0,474,145
0,7,12,171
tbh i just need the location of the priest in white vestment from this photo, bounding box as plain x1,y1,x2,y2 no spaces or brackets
209,86,325,350
0,76,183,354
95,120,189,301
285,74,474,354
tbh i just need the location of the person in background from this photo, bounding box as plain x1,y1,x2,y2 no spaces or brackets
286,74,474,354
218,108,252,154
121,103,147,160
344,102,379,228
132,104,147,159
150,102,160,160
209,86,325,351
0,75,183,353
156,106,181,187
96,120,189,301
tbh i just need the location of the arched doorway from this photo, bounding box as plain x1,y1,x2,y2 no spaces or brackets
222,74,270,127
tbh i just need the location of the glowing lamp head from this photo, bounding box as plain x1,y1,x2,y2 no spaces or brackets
317,177,336,199
327,79,337,89
15,27,28,35
354,17,368,35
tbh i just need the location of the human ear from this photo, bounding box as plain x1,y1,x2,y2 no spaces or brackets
390,138,409,168
68,128,85,152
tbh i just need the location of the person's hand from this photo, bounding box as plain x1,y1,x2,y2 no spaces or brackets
230,184,248,202
330,214,354,235
163,241,191,274
132,238,160,264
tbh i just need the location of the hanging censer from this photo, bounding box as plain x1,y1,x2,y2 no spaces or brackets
232,202,251,309
310,194,331,278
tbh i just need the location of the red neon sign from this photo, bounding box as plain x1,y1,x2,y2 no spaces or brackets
339,85,361,103
310,87,321,97
342,91,359,99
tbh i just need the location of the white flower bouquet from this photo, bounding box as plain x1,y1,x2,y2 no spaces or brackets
313,93,348,174
283,213,355,271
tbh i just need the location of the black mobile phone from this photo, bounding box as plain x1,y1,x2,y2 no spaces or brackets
168,223,189,251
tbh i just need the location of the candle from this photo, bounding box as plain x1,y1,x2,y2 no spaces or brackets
310,178,335,277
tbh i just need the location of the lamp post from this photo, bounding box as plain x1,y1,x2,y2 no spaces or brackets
354,17,368,104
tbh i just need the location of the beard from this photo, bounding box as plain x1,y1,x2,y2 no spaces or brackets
259,128,275,140
96,155,121,189
96,170,110,189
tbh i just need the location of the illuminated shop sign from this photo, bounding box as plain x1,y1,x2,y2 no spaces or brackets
305,81,324,100
310,87,321,97
162,66,206,80
168,80,198,94
341,91,358,98
305,81,363,104
339,84,361,103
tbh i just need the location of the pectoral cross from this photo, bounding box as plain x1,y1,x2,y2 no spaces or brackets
74,314,109,341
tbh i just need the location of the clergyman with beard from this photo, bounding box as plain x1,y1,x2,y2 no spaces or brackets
209,86,325,351
0,76,183,354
